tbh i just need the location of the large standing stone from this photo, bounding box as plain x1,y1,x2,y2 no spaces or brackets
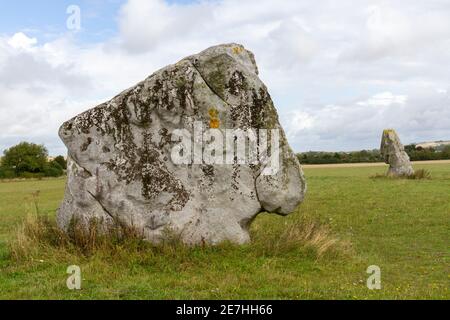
380,129,414,177
57,43,306,245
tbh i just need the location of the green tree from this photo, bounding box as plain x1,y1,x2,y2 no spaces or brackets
44,160,64,177
53,155,67,170
1,142,48,175
441,145,450,159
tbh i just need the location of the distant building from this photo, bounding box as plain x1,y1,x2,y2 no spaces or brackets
47,156,68,161
415,140,450,150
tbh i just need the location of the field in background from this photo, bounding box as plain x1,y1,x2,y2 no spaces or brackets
0,163,448,299
302,159,450,168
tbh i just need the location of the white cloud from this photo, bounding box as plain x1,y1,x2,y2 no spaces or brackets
342,2,450,61
7,32,37,50
357,92,407,107
284,111,315,141
285,90,450,151
118,0,175,53
0,33,99,155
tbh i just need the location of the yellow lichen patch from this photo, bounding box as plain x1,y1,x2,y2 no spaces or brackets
208,108,220,129
383,129,396,135
208,108,219,118
210,119,220,129
232,46,243,55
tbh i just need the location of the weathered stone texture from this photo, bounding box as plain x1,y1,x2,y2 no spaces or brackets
57,44,306,245
380,129,414,177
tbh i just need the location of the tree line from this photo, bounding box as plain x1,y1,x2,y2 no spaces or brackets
1,141,449,179
297,145,450,164
0,142,67,179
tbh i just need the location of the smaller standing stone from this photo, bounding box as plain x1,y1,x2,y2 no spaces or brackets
380,129,414,177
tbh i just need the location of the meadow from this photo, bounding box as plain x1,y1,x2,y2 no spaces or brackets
0,163,448,300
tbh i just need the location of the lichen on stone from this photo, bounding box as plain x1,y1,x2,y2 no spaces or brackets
57,43,306,245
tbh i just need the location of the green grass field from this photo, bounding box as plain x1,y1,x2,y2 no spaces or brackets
0,163,448,300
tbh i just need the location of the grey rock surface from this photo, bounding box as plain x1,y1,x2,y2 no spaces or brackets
380,129,414,177
57,44,306,245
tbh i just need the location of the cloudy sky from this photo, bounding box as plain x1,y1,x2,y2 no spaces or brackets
1,0,449,155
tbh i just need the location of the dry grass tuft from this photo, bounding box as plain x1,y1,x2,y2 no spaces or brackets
407,169,432,180
371,169,431,180
252,216,351,259
9,212,152,260
10,212,350,263
9,192,350,263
